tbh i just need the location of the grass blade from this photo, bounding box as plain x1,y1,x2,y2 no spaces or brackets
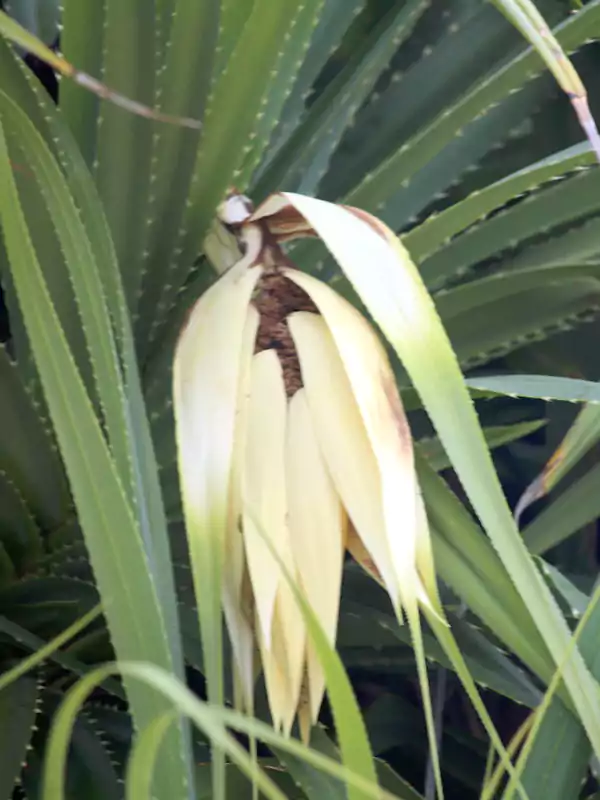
44,663,397,800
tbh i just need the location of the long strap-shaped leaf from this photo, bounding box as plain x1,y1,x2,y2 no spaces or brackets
0,101,192,800
0,89,184,649
1,39,188,677
86,0,160,313
0,92,137,502
135,0,219,335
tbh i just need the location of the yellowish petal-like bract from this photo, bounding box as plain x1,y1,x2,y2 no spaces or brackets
175,191,442,740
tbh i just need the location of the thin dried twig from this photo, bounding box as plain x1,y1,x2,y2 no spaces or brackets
0,10,202,129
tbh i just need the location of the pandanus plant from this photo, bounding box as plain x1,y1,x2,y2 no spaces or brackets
1,0,600,798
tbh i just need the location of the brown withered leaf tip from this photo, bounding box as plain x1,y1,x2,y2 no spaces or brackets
253,271,318,397
261,204,318,243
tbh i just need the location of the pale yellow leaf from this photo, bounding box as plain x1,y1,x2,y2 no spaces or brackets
287,275,425,612
287,311,399,606
242,350,288,647
287,389,346,722
223,305,260,705
242,350,305,732
173,259,262,530
258,599,297,733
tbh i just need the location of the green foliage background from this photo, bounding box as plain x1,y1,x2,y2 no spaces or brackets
0,1,599,798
